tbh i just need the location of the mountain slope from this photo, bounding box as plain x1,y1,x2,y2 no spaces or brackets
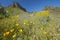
6,2,27,12
0,3,60,40
43,6,60,13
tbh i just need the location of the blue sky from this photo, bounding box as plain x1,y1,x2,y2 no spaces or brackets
0,0,60,12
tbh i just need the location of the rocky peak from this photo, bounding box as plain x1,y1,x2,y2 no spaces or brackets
43,6,60,13
10,2,27,12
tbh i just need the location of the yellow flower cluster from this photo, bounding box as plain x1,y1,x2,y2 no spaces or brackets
12,34,16,38
16,15,19,18
40,27,48,35
3,28,23,38
41,27,44,30
24,22,26,25
15,23,19,27
35,10,49,17
10,29,14,32
24,20,27,25
3,28,15,36
40,10,49,16
18,29,23,33
4,31,10,36
43,31,48,35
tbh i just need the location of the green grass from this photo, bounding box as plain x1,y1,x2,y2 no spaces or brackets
0,9,60,40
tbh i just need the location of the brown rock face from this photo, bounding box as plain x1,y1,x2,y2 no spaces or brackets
43,6,60,13
12,2,27,12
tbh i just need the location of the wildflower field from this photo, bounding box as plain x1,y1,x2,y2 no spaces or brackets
0,7,60,40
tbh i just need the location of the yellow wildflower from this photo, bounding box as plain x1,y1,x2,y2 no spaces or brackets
40,10,49,16
18,29,23,33
3,33,6,36
30,21,35,24
10,29,14,32
35,10,49,17
15,23,19,26
43,31,48,35
41,27,44,30
23,20,27,25
24,22,26,25
4,31,10,36
12,34,16,38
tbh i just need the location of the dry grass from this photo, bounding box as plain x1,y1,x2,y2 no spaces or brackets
0,10,60,40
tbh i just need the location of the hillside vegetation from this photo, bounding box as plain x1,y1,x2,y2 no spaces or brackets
0,2,60,40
